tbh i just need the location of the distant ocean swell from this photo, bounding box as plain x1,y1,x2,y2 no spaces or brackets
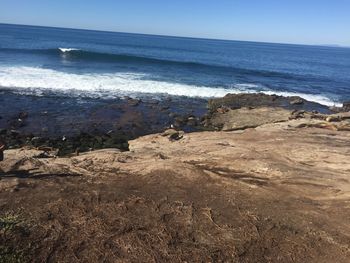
0,47,326,82
0,65,341,107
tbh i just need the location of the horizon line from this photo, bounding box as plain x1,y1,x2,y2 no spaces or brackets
1,22,349,49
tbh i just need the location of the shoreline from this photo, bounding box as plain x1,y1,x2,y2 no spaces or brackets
1,98,350,262
0,92,347,156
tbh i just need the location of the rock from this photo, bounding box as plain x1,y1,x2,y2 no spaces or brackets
127,98,141,107
326,116,341,122
343,101,350,112
290,97,304,105
187,117,198,126
290,110,306,120
161,106,170,111
162,129,184,141
31,136,44,145
148,99,160,105
10,130,20,136
173,116,187,128
168,112,177,118
216,106,230,114
330,102,350,113
207,93,329,114
328,112,350,121
162,129,178,137
18,112,29,119
207,107,292,131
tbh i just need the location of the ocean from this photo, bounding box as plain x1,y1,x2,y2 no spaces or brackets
1,23,349,107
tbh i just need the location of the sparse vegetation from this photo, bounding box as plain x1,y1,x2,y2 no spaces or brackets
0,212,28,263
0,213,20,233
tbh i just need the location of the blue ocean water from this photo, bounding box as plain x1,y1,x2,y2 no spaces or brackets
0,23,349,106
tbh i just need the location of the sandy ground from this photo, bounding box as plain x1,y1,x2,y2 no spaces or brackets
1,116,350,262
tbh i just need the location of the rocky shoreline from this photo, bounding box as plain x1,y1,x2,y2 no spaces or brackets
1,92,349,156
1,93,350,262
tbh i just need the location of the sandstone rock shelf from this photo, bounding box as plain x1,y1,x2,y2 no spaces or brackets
1,105,350,262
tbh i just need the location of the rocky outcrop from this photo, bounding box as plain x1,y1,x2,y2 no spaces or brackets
204,107,291,131
207,93,330,113
1,114,350,262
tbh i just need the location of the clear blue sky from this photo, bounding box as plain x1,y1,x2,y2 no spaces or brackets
1,0,349,45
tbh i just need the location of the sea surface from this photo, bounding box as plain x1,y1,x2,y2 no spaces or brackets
1,23,350,107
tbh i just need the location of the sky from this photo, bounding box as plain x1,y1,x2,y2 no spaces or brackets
0,0,349,46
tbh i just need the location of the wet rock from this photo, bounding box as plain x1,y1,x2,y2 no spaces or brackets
127,98,141,107
18,112,29,119
208,93,285,112
31,137,45,146
148,99,160,105
343,101,350,112
186,117,198,126
173,116,187,128
208,93,329,114
161,106,170,111
168,112,178,118
290,97,304,105
10,130,20,137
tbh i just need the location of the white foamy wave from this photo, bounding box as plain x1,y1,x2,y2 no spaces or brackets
0,66,342,107
58,48,79,53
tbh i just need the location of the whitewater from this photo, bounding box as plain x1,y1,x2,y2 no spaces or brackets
0,65,342,107
1,24,349,108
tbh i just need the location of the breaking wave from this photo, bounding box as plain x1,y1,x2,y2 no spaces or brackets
0,66,341,107
58,48,80,53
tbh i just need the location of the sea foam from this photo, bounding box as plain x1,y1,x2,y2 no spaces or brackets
58,48,80,53
0,66,342,107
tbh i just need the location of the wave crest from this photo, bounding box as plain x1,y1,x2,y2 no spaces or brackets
58,48,80,53
0,47,317,82
0,66,341,107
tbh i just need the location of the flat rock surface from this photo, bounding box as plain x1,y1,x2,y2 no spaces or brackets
1,118,350,262
208,107,292,131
